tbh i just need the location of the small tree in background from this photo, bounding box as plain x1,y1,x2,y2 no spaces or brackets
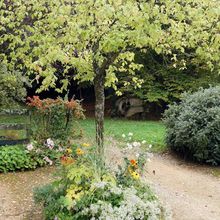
0,0,219,161
0,64,28,108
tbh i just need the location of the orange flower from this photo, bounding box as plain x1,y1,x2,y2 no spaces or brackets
76,148,84,155
60,156,75,166
130,159,138,167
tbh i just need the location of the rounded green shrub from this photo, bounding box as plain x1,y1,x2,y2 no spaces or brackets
163,86,220,165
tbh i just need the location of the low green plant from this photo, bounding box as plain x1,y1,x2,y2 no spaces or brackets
0,145,45,172
164,86,220,165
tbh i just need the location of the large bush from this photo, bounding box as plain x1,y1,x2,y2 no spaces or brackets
27,96,84,141
163,86,220,165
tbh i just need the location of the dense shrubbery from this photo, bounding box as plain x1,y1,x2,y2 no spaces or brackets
27,96,84,141
34,138,167,220
164,86,220,165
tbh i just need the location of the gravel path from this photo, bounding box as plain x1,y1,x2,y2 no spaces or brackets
144,153,220,220
0,167,55,220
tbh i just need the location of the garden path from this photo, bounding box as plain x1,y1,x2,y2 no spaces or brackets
0,166,55,220
144,153,220,220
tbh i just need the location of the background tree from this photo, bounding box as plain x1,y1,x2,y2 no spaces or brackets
0,0,219,159
0,64,28,108
117,51,220,110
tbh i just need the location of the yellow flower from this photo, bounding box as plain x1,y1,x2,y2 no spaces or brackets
82,143,90,147
76,148,84,155
66,186,84,200
66,148,72,154
131,171,140,180
128,165,133,174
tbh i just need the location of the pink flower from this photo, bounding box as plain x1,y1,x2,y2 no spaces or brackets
26,143,34,151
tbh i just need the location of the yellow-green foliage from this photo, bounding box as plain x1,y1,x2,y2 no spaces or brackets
0,64,27,108
0,0,219,93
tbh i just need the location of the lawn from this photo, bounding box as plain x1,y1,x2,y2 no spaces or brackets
0,115,166,152
0,115,29,141
77,118,166,152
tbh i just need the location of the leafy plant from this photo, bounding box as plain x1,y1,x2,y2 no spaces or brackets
0,145,45,172
0,64,28,108
27,96,84,141
163,86,220,165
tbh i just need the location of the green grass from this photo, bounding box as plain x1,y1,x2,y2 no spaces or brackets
0,115,29,140
77,118,166,152
0,115,166,152
0,115,28,123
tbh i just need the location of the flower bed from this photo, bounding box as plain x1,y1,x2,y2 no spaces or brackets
34,136,168,219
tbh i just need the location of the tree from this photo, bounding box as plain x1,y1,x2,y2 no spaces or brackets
0,0,219,159
117,50,220,107
0,63,28,108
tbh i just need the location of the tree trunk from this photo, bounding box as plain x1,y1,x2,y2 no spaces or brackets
94,69,105,157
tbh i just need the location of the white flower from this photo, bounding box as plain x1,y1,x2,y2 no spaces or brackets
136,153,140,158
132,141,141,147
58,146,64,152
46,138,54,149
93,181,107,189
126,143,133,149
142,140,146,144
128,136,132,140
128,132,133,136
149,144,152,149
122,134,126,138
26,143,34,151
147,158,151,162
43,156,53,165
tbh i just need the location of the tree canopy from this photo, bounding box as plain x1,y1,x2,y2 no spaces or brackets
1,0,219,90
0,0,219,152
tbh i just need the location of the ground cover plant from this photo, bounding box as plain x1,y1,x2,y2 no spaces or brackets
164,86,220,165
0,139,71,172
0,145,45,172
